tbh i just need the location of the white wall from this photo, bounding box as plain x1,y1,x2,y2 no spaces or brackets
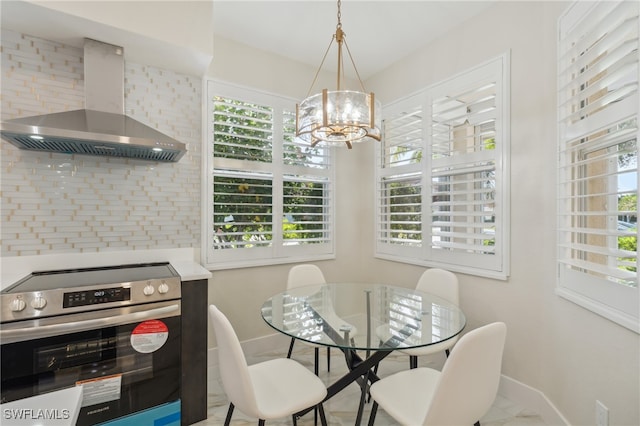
29,0,214,56
363,2,639,425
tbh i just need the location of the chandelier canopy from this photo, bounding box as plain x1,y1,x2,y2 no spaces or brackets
295,0,381,149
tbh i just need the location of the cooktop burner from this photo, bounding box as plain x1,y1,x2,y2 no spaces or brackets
1,262,182,323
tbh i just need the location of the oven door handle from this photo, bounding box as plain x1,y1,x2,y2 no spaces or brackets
0,304,180,343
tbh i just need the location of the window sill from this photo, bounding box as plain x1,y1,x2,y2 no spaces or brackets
374,252,509,281
555,286,640,334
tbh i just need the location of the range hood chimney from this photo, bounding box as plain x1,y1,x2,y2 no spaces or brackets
0,39,187,162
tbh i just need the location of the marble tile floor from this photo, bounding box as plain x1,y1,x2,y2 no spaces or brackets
195,346,547,426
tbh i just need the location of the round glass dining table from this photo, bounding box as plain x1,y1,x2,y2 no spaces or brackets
261,283,466,425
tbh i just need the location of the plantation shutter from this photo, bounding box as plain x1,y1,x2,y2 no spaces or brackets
212,92,275,251
557,0,639,332
375,55,509,278
281,107,333,250
377,95,424,254
427,60,504,272
207,81,335,268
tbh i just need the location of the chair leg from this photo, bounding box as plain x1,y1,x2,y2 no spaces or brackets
224,403,234,426
258,420,265,426
409,355,418,369
287,337,295,358
367,364,377,403
327,347,331,372
314,347,319,376
367,401,379,426
318,403,328,426
292,413,298,426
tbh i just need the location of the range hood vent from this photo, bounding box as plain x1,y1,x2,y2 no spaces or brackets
0,39,187,163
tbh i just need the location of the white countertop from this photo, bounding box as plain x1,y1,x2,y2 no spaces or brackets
172,260,212,281
0,248,211,290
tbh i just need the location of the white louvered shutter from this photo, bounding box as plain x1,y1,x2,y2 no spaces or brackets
377,94,424,254
282,110,333,250
557,0,639,332
207,81,335,268
212,92,275,252
427,59,505,272
376,55,509,278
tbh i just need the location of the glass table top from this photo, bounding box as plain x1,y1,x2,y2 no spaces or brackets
261,283,466,351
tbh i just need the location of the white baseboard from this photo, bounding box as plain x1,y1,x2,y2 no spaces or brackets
208,334,570,426
498,375,570,425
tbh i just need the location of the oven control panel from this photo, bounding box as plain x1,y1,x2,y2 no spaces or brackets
1,277,181,322
63,287,131,308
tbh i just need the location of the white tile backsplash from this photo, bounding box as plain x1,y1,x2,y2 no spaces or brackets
1,30,202,257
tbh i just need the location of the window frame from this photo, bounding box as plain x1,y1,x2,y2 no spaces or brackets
374,53,511,280
203,80,336,270
556,0,639,333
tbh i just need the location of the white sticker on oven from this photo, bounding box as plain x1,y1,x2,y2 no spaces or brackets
76,374,122,407
130,319,169,353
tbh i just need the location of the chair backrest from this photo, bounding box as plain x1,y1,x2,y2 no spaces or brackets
422,322,507,426
287,264,326,289
208,305,260,418
415,268,459,306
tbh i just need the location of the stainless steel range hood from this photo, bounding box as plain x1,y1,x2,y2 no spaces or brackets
0,39,187,162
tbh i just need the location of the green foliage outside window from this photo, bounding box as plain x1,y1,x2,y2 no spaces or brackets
213,96,329,249
618,193,638,274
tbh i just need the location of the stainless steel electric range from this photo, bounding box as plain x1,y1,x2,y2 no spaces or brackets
0,262,183,426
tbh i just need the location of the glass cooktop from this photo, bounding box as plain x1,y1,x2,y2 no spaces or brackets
1,263,179,293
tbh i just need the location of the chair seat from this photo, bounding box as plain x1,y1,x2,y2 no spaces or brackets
368,322,507,426
369,367,441,426
249,358,327,420
399,335,458,356
375,324,456,356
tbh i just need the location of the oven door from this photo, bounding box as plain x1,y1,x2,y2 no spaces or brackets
1,300,181,426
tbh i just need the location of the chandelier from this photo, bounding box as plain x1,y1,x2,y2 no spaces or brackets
295,0,381,149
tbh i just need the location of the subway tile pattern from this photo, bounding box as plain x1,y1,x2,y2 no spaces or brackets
1,30,202,256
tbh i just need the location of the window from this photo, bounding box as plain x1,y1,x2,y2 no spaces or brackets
375,54,510,279
204,81,335,269
557,1,639,332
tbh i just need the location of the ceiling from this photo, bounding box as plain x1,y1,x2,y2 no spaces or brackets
0,1,496,80
212,1,496,79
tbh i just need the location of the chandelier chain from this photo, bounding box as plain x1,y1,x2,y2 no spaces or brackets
336,0,342,29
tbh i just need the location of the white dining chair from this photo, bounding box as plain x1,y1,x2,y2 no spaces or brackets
404,268,459,368
209,305,328,426
286,264,357,374
367,322,507,426
376,268,459,369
